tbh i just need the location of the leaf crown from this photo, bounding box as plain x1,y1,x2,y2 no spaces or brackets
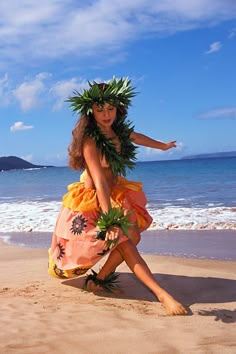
66,77,137,116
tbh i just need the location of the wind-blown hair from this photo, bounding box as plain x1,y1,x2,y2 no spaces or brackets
68,115,89,170
68,94,127,170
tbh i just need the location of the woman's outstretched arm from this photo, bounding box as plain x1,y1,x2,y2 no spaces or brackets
130,131,176,151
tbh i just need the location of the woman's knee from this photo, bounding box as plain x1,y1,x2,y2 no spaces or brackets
131,232,141,245
117,239,136,257
129,225,141,245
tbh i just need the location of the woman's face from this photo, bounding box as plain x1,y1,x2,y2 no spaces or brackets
92,102,117,130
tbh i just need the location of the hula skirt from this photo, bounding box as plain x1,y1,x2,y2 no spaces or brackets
48,174,152,279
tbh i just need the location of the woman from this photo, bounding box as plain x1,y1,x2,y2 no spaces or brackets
48,77,187,315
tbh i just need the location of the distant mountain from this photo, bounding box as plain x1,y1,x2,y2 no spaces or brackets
181,151,236,160
0,156,53,171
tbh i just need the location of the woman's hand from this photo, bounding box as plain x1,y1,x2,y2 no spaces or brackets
105,225,121,245
162,140,177,151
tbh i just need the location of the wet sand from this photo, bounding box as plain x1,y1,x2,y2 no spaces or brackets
1,229,236,260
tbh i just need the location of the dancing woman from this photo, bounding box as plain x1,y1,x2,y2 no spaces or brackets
48,78,187,315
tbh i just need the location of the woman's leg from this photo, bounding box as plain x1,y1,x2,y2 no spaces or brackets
98,225,141,278
96,240,187,315
86,227,139,292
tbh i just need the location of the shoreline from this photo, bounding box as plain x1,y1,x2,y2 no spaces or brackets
1,241,236,353
1,229,236,261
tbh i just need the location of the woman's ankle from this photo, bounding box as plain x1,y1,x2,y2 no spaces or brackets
85,269,120,293
97,268,116,280
154,288,171,303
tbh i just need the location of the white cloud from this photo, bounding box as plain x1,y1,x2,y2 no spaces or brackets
0,72,98,112
0,1,236,66
144,146,165,156
205,41,222,54
50,78,88,111
137,146,163,161
175,141,185,151
229,29,236,38
197,107,236,119
10,121,34,132
21,154,33,162
13,73,50,111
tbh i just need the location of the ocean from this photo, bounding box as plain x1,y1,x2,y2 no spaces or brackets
0,157,236,259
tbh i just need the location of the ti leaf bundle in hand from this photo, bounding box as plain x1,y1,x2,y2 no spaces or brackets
95,207,133,249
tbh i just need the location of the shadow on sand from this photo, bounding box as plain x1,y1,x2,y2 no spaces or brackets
62,272,236,322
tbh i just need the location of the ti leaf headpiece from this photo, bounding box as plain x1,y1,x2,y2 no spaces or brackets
66,77,136,116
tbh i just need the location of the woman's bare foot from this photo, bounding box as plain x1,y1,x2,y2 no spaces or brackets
158,290,188,315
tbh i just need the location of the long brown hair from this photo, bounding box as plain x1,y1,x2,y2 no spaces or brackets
68,115,89,170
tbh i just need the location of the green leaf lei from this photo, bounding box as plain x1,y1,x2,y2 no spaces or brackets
85,116,137,176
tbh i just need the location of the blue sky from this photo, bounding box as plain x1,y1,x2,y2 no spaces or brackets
1,0,236,166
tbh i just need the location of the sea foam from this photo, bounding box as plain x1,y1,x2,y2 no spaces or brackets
0,201,235,232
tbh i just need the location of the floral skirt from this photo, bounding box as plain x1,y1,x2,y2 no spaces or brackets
48,175,152,279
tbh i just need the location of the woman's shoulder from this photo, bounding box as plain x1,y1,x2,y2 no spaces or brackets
82,136,99,156
83,135,96,146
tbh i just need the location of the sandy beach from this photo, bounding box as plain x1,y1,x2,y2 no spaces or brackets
1,240,236,354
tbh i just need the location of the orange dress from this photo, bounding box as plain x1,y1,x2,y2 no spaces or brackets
48,173,152,279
